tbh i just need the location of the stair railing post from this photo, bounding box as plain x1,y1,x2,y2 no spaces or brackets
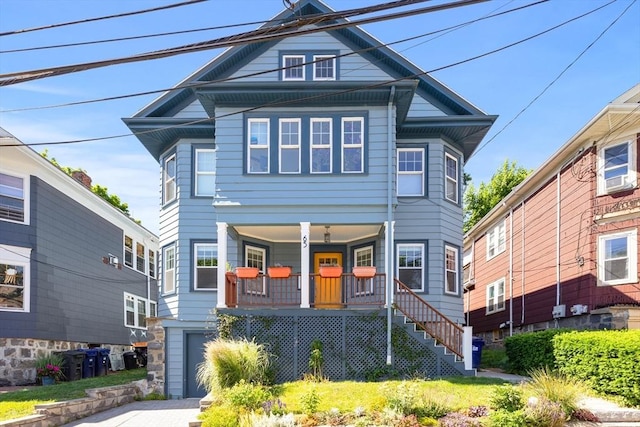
463,326,473,371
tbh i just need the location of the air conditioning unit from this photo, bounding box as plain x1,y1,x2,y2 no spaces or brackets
552,304,566,318
570,304,589,315
605,175,629,191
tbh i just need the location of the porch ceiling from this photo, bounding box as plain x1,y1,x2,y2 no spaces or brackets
233,224,382,243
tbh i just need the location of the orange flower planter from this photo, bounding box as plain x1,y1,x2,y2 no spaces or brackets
235,267,259,279
319,265,343,278
352,266,376,278
268,266,292,278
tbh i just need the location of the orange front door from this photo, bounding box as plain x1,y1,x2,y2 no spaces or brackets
314,252,343,308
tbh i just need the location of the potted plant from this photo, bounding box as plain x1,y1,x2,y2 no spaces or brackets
268,264,292,279
319,264,343,278
235,266,259,279
35,353,65,385
352,266,376,278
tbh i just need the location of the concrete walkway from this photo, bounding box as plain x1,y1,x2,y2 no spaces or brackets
61,398,201,427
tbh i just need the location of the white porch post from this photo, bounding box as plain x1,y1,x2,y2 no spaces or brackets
216,222,228,309
463,326,474,371
300,222,311,308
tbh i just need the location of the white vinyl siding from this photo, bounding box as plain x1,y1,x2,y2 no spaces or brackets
397,148,424,196
341,117,364,173
279,119,301,174
598,230,638,285
486,278,505,314
195,149,216,196
310,118,332,174
248,119,270,174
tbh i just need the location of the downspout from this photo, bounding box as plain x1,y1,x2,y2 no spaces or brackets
521,200,526,325
509,209,514,337
556,172,561,307
386,85,396,365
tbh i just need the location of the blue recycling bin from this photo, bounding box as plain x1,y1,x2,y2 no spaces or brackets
95,348,110,376
471,337,485,369
81,349,98,378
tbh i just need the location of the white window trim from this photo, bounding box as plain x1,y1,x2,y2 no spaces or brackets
486,220,506,260
354,245,374,296
310,118,333,174
313,55,336,81
194,243,218,291
148,249,156,278
163,245,176,294
445,245,459,295
597,140,637,195
124,235,134,268
0,245,31,313
397,148,424,196
163,154,176,205
486,277,505,314
0,171,30,225
279,118,301,174
396,243,424,292
245,245,266,295
341,117,364,173
598,229,638,286
445,152,459,203
135,242,145,273
123,292,156,329
123,235,150,276
282,54,305,81
247,118,270,174
195,148,216,196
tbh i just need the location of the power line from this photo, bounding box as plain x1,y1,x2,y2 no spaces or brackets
0,0,548,114
0,0,207,37
0,0,487,86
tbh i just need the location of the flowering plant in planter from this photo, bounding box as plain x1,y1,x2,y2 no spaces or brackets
35,353,65,382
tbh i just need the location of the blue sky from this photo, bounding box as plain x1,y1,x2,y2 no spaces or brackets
0,0,638,235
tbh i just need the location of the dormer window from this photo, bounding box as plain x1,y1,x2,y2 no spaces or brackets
282,55,305,80
313,55,335,80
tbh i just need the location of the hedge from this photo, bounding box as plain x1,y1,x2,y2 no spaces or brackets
554,330,640,407
504,329,570,375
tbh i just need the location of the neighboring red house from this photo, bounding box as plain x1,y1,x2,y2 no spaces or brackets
464,84,640,343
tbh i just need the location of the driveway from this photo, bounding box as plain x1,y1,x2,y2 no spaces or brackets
62,398,201,426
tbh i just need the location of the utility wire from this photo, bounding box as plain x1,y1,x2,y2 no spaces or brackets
0,0,487,86
0,0,548,114
0,0,612,147
469,0,634,159
0,0,207,37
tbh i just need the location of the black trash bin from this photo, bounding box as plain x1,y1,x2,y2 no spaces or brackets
55,350,84,382
471,337,485,369
81,349,98,378
123,351,138,370
95,348,110,376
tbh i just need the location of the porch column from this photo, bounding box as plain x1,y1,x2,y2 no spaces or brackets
216,222,228,309
463,326,473,371
300,222,311,308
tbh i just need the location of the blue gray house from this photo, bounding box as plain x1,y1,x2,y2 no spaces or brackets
125,0,496,398
0,128,158,386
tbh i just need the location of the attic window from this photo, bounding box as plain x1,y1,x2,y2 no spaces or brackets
313,55,335,80
282,55,305,80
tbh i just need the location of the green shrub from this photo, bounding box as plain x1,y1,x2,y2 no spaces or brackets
380,381,420,415
224,380,272,411
485,409,526,427
479,347,509,371
523,367,582,416
489,384,523,412
523,397,566,427
414,399,451,419
553,329,640,407
196,338,272,392
504,329,569,375
299,387,320,415
198,405,239,427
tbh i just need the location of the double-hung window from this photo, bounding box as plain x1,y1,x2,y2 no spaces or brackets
445,245,458,295
397,244,424,291
282,55,305,80
313,55,335,80
195,149,216,196
194,243,218,290
124,293,156,329
136,242,145,273
163,154,176,204
248,119,270,174
124,236,134,268
598,230,638,285
0,172,26,223
245,245,266,295
445,153,458,203
486,220,506,260
311,118,332,173
163,245,176,294
486,278,505,314
397,148,424,196
599,140,637,193
354,245,374,295
279,119,301,173
148,249,156,278
342,118,364,173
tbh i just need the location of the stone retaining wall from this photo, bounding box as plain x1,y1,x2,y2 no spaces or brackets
0,383,142,427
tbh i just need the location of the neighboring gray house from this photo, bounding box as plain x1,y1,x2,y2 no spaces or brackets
125,0,496,398
0,129,158,386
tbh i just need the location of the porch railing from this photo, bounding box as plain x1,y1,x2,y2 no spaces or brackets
393,279,464,358
226,273,386,308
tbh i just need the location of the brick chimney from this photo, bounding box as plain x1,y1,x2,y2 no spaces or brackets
71,170,92,189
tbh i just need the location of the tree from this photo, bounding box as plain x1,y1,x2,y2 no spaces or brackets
463,159,531,233
40,150,133,218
